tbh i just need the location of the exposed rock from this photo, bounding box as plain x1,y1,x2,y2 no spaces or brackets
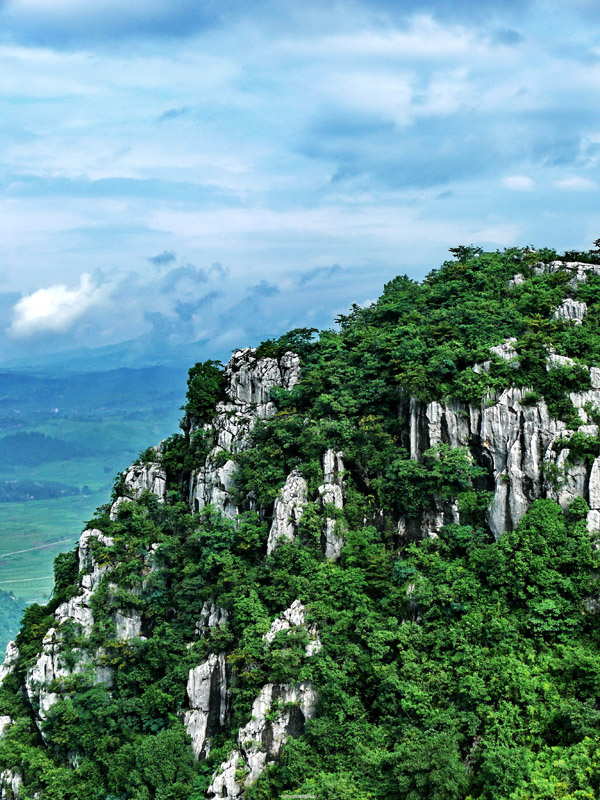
195,600,229,636
109,495,130,521
0,769,22,800
0,642,19,688
490,338,519,364
53,528,115,638
78,528,115,582
206,749,242,799
266,471,308,554
536,260,600,286
207,681,318,799
546,351,575,370
507,273,526,290
114,610,142,641
318,449,345,559
110,458,167,519
263,599,322,656
0,717,12,737
404,387,592,538
25,627,112,734
183,653,228,759
190,350,301,518
25,528,117,731
554,298,587,324
26,628,69,724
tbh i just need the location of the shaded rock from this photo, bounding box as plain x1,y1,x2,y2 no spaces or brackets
183,653,228,759
195,600,229,637
0,770,22,800
0,642,18,688
207,681,318,799
318,449,345,560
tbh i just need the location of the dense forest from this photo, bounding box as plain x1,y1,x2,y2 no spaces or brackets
3,245,600,799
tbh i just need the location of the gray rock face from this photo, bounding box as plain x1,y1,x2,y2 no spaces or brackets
318,449,345,559
0,717,12,738
266,471,308,554
263,599,322,656
195,600,229,637
554,298,587,324
25,528,117,732
53,528,115,638
114,610,142,641
0,769,22,800
490,338,519,364
403,386,600,539
189,349,301,518
183,653,229,759
0,642,19,688
534,260,600,286
207,682,318,799
110,456,167,520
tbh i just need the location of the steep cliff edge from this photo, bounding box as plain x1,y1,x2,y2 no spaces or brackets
4,246,600,800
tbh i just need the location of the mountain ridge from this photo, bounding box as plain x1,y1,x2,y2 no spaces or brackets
3,246,600,799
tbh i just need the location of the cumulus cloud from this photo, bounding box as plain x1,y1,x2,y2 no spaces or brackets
9,273,104,337
501,175,534,190
554,175,597,190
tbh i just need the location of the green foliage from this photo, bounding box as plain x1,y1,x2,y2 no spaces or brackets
184,359,225,425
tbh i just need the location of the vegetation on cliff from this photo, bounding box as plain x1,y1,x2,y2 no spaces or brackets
3,246,600,799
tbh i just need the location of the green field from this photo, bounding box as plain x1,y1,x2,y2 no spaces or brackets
0,365,188,613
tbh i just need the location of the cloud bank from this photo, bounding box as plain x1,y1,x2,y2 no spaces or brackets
1,1,600,363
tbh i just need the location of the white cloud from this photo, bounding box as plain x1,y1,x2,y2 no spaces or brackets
9,273,104,337
554,175,597,191
501,175,534,190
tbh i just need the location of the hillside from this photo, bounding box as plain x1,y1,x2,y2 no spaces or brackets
3,245,600,799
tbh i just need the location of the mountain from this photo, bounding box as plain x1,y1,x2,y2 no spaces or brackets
3,246,600,800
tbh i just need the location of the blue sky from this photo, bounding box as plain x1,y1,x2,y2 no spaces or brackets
1,0,600,364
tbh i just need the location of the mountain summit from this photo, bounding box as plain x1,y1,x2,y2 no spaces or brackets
3,246,600,799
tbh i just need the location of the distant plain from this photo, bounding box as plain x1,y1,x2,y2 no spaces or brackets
0,364,188,616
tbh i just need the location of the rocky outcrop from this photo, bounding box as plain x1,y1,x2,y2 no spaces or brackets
264,599,321,656
403,386,600,539
266,471,308,554
207,682,318,799
0,718,11,738
189,349,301,518
0,643,18,688
110,454,167,520
183,653,229,759
114,610,142,641
534,260,600,286
25,529,116,733
53,528,115,638
195,600,229,637
554,298,587,324
0,769,22,800
318,449,345,560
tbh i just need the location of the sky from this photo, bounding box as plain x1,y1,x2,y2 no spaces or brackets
2,0,600,365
